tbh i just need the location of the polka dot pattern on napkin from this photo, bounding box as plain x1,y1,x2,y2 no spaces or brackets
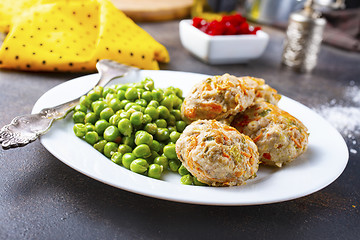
0,0,169,72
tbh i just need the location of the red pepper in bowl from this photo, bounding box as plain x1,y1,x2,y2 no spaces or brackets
192,14,261,36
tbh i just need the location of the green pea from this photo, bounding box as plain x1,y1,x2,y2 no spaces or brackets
116,89,126,100
142,114,152,124
104,142,119,158
105,93,116,102
130,159,149,174
170,94,182,108
166,115,176,126
148,164,163,179
142,91,152,102
130,111,143,126
146,150,160,164
193,177,207,186
130,104,143,112
148,100,159,108
108,98,122,112
170,109,181,121
126,108,136,115
125,87,138,100
155,128,170,142
175,88,183,98
119,99,131,109
85,123,95,132
92,101,108,117
124,102,135,111
85,112,97,124
93,140,107,153
87,89,101,102
80,95,91,109
133,144,151,158
142,78,154,91
135,130,153,146
109,114,121,126
159,143,166,155
167,126,177,133
95,119,110,135
118,118,133,137
73,123,87,138
144,106,159,120
155,119,167,128
73,111,85,123
85,131,99,145
135,99,147,107
164,87,174,96
178,164,190,176
115,109,124,115
102,87,115,98
180,174,193,185
122,153,136,169
119,111,131,119
144,123,157,135
100,107,114,121
151,89,164,102
133,82,144,89
163,143,177,160
176,120,187,133
103,126,121,143
137,89,145,97
169,159,181,172
122,134,135,148
111,152,123,165
153,156,168,169
150,139,161,152
93,86,103,96
158,106,170,119
74,104,87,113
161,96,173,110
170,131,181,143
117,84,129,91
118,144,133,154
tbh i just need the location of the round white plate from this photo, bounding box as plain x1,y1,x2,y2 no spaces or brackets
32,70,349,206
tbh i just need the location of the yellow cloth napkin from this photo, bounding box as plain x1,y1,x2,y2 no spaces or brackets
0,0,169,72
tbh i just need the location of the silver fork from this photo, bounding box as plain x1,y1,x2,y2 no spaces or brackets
0,59,138,149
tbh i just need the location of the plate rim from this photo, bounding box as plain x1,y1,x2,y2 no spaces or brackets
33,70,349,206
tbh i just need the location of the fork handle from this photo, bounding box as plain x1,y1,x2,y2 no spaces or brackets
41,98,80,120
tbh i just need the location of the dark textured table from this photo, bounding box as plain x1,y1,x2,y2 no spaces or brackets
1,21,359,239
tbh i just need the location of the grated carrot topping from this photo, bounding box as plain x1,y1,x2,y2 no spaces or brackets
200,102,223,113
291,135,302,148
222,151,230,159
253,130,263,142
184,107,196,119
241,151,251,158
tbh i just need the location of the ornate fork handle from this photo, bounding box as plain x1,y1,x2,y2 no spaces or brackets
0,60,137,149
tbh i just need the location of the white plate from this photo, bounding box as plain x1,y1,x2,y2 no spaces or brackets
32,70,349,206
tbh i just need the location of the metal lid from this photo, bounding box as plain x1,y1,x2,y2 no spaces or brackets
290,11,326,25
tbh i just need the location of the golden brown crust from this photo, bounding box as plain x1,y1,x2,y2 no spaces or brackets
181,74,256,123
241,76,281,105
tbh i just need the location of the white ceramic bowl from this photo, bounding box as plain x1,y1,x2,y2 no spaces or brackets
179,19,269,64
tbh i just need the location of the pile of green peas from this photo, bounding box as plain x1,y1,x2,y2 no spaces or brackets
72,77,205,185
